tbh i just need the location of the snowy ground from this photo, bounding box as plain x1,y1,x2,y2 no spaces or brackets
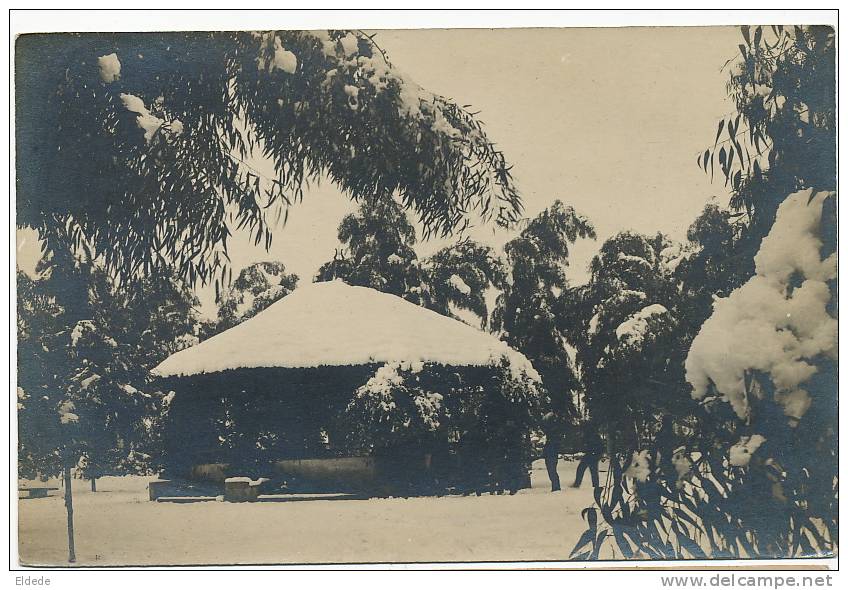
18,458,604,566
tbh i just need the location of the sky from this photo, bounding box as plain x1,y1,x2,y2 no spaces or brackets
16,26,740,318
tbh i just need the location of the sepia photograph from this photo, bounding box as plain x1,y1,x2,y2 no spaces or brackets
11,10,838,571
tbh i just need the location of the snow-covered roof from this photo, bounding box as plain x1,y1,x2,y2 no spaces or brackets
152,280,539,380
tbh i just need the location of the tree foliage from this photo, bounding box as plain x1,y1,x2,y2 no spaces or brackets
492,200,596,417
17,248,202,481
17,30,523,288
317,196,507,327
698,25,835,243
573,190,837,560
575,24,837,560
563,231,694,449
418,240,508,328
216,260,298,332
675,204,750,335
316,196,420,297
341,359,544,494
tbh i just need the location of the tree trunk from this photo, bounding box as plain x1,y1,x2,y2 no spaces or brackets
90,477,96,492
63,466,76,563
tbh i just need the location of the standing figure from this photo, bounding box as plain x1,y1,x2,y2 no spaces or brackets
572,425,603,488
655,415,676,479
542,412,563,492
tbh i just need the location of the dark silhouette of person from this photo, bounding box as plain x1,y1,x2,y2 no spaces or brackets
542,412,563,492
572,425,603,488
655,415,676,479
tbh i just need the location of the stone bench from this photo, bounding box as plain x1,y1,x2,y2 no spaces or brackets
148,479,173,501
223,477,269,502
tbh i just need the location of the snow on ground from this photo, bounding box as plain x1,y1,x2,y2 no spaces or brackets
17,459,602,566
153,281,539,381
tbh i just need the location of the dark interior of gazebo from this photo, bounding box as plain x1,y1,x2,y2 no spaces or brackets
157,364,536,496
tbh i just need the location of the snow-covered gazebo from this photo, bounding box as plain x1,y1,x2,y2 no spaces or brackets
152,280,543,495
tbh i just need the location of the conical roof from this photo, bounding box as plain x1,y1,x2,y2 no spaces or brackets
152,280,539,380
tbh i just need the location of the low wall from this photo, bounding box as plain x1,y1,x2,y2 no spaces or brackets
275,457,378,492
186,457,378,490
189,463,230,482
186,454,530,495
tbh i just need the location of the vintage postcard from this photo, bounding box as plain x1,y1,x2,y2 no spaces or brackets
12,11,837,571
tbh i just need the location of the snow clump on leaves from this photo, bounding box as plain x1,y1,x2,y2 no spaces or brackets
685,189,837,420
671,449,693,484
729,434,766,467
58,400,79,425
97,53,121,83
615,304,670,347
449,274,472,295
625,450,652,482
271,36,297,74
120,93,165,143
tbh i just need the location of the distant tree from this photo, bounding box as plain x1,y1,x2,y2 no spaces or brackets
317,198,507,328
94,268,206,474
417,240,508,328
17,30,522,288
102,270,205,365
673,204,749,338
17,245,202,562
17,269,68,483
564,231,695,452
17,254,144,562
18,250,200,482
492,200,596,419
216,261,298,332
316,196,421,298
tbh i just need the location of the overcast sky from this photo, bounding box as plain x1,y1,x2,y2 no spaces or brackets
17,26,739,317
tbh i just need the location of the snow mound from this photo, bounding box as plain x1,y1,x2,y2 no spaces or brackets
685,189,837,419
339,32,359,57
152,281,539,381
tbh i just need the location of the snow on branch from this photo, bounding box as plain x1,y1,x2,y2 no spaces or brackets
685,188,837,420
20,31,524,287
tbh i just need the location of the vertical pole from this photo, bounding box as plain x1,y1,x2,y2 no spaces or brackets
63,465,76,563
